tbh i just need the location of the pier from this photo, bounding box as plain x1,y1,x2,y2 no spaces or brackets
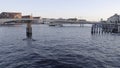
91,22,120,34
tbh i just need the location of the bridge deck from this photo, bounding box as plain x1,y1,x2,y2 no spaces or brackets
0,18,40,24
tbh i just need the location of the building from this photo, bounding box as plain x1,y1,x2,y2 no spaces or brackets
33,17,41,19
78,19,86,22
67,18,77,21
107,14,120,23
106,14,120,33
0,12,22,19
41,18,52,23
33,17,41,24
22,15,33,19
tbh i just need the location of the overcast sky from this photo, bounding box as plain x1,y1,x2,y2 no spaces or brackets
0,0,120,21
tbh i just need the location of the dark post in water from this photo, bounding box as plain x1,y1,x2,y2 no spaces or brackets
26,20,32,39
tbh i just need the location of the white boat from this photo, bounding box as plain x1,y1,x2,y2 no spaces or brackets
48,22,63,27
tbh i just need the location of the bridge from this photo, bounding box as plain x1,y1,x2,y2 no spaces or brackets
0,18,40,40
0,18,40,24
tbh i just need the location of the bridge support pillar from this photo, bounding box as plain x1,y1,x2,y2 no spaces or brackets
26,21,32,39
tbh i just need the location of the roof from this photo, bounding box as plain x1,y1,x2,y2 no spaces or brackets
1,12,21,14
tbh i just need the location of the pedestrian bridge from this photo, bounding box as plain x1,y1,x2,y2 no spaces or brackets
0,18,40,24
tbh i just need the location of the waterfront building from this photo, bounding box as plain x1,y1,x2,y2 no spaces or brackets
107,14,120,23
33,17,41,19
106,14,120,33
22,15,33,19
67,18,77,21
41,18,55,23
57,18,66,21
78,19,86,22
33,17,41,24
0,12,22,19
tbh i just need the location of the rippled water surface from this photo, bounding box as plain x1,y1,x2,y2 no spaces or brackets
0,24,120,68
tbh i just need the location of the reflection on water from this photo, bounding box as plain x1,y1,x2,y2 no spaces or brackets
0,24,120,68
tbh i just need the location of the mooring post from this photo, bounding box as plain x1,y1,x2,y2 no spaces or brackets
26,20,32,39
91,24,95,34
91,24,94,34
98,25,100,34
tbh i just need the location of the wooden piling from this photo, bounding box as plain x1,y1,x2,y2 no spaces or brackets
26,21,32,39
91,25,94,34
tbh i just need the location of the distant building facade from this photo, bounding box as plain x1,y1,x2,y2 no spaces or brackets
22,15,33,19
33,17,41,19
33,17,41,24
78,19,86,22
0,12,22,19
67,18,77,21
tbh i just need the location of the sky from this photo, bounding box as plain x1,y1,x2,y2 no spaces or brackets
0,0,120,21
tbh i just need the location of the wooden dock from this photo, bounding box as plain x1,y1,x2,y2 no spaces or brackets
91,22,120,34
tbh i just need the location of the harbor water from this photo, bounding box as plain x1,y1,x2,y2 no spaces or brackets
0,24,120,68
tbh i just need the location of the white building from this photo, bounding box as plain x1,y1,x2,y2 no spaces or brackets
107,14,120,23
107,14,120,32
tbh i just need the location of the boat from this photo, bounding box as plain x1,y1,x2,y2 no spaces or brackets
48,23,63,27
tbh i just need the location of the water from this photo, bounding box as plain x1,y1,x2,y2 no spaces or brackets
0,24,120,68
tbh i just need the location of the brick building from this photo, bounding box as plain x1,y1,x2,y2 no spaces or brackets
0,12,22,19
